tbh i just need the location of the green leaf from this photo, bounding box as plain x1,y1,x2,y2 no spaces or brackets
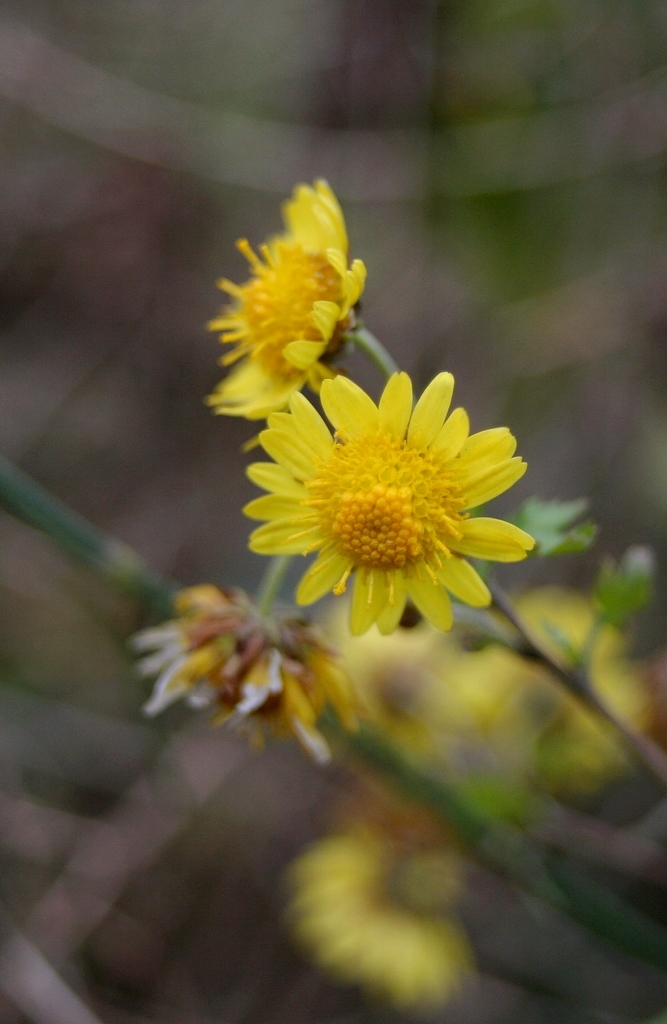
513,497,598,557
594,546,655,627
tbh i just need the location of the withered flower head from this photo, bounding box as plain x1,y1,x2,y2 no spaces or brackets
131,584,357,761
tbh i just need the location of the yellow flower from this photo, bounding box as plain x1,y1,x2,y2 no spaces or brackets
245,371,534,635
131,584,357,761
428,587,649,796
287,829,473,1008
516,587,649,795
206,180,366,420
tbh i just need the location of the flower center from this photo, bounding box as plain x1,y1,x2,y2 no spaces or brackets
238,242,345,378
305,434,466,574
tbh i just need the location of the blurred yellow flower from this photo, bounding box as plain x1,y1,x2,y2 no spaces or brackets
287,828,473,1008
132,584,357,761
245,372,533,635
207,180,366,420
330,587,649,798
430,587,649,796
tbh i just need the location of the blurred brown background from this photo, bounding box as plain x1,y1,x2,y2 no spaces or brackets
1,1,667,1021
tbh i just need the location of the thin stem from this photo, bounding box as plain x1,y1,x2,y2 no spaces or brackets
488,578,667,791
347,325,400,380
0,454,174,618
256,555,292,617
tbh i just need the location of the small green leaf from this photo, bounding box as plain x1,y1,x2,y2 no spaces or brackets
458,775,540,827
513,497,598,557
594,546,655,627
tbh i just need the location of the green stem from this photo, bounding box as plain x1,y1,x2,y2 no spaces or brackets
256,555,292,617
0,454,175,618
324,712,667,975
347,325,400,380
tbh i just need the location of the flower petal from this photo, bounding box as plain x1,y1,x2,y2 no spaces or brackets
439,557,491,607
406,576,453,631
246,462,306,498
320,377,379,439
260,428,317,481
407,373,455,449
283,180,347,253
458,458,527,509
243,494,302,521
378,372,413,441
349,571,389,635
289,391,335,461
311,300,340,340
207,360,302,419
375,572,408,634
456,427,517,470
296,551,352,605
249,520,325,555
284,340,327,370
429,407,469,460
449,518,534,562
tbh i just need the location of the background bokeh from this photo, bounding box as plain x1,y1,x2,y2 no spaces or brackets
1,1,667,1021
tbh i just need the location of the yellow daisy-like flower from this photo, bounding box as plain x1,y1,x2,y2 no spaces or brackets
244,371,534,635
131,584,357,762
287,828,473,1009
206,180,366,420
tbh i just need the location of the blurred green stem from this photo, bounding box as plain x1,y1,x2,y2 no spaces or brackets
324,711,667,974
0,454,174,618
256,555,292,616
347,325,400,379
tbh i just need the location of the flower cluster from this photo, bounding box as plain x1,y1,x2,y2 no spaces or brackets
132,584,357,761
124,179,662,1014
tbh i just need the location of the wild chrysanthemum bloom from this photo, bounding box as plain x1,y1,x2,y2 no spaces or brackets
245,371,534,635
206,180,366,420
131,584,357,762
287,827,473,1008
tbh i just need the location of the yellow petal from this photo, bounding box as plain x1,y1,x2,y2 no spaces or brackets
320,377,379,439
457,427,517,469
375,572,408,634
449,518,535,562
349,571,389,636
288,391,334,461
296,551,352,605
208,360,300,419
407,373,455,449
406,576,453,631
429,407,469,460
438,557,491,607
283,180,347,253
312,300,340,340
260,428,317,482
339,259,367,316
246,462,306,498
284,340,327,370
378,372,413,441
459,458,527,509
249,520,325,555
243,494,302,521
325,247,347,278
